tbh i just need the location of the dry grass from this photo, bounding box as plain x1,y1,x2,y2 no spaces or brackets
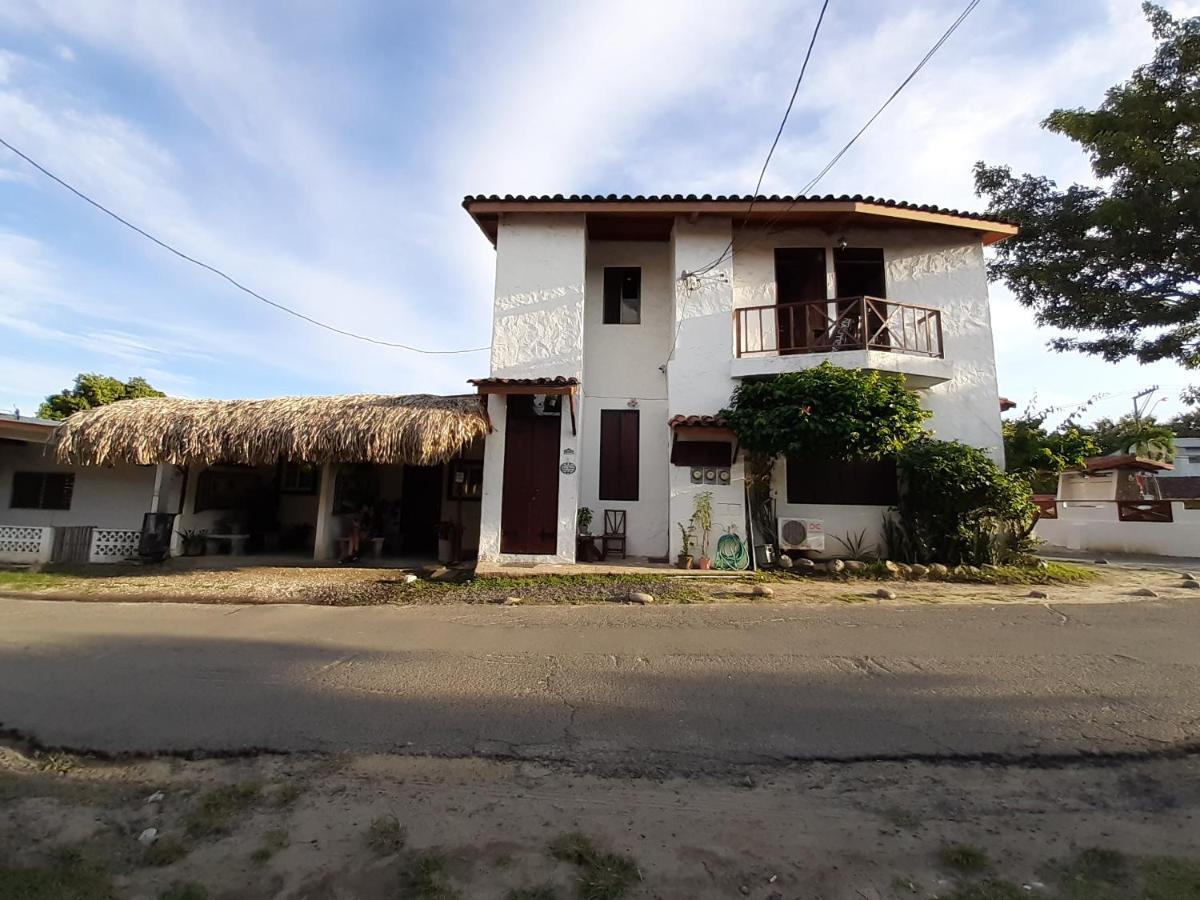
51,393,488,467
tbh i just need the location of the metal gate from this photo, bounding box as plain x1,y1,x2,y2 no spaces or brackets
51,525,93,563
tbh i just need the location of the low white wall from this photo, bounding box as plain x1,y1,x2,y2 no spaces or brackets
1036,502,1200,557
0,525,53,564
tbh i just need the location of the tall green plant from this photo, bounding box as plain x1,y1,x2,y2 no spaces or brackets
896,438,1036,566
691,491,714,559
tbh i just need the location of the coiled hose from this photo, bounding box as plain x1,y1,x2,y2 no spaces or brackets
714,531,749,570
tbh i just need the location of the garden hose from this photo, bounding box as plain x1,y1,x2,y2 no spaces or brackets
714,531,749,570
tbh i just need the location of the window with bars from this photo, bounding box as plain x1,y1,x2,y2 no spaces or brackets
785,456,897,505
10,472,75,510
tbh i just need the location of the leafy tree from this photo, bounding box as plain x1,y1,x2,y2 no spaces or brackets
894,438,1036,566
721,362,930,461
1169,386,1200,436
37,373,165,420
974,4,1200,367
1003,413,1100,493
1084,414,1175,460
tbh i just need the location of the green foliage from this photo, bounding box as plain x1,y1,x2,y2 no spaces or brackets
37,373,165,420
183,782,262,838
721,363,929,461
895,439,1036,566
1003,410,1100,491
0,855,115,900
365,814,407,855
937,843,992,875
549,832,640,900
974,4,1200,367
1085,415,1175,460
691,491,714,558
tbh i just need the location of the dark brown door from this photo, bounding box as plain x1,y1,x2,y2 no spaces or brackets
501,396,561,554
774,247,827,352
401,465,443,554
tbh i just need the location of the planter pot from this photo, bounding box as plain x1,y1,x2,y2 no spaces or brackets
677,554,694,570
697,557,712,570
437,538,453,564
183,541,206,557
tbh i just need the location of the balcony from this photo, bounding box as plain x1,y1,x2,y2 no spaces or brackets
731,296,952,386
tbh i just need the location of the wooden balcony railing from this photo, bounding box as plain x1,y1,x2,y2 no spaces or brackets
734,296,943,359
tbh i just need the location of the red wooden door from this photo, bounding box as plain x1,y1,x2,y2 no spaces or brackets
500,397,561,554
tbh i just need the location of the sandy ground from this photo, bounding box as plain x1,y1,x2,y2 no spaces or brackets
1,745,1198,900
2,560,1197,607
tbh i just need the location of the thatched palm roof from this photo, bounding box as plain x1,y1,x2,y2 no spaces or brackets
53,394,489,467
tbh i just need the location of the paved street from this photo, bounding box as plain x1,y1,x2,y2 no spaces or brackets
1,597,1197,772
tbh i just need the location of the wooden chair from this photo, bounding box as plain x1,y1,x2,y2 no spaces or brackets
601,509,627,560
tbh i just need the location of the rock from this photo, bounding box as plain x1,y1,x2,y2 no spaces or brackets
966,565,984,577
145,791,165,804
751,585,774,597
1094,558,1109,565
1183,579,1200,589
981,564,1000,573
777,554,794,570
825,559,845,575
843,560,866,573
502,597,523,606
898,563,913,578
793,557,816,571
881,560,901,577
875,588,897,600
403,573,419,584
910,564,929,578
1028,590,1048,599
627,592,655,604
740,886,751,896
137,827,158,846
929,563,949,577
1181,572,1195,580
1132,587,1159,597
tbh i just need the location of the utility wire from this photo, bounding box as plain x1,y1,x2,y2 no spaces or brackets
0,136,490,355
684,0,831,279
694,0,984,271
798,0,982,195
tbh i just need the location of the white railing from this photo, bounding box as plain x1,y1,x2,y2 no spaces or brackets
0,525,54,564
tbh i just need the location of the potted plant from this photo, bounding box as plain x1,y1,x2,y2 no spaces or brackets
436,521,459,564
577,506,594,535
692,491,714,570
676,521,695,569
177,528,207,556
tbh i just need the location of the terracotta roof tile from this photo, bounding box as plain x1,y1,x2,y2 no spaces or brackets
669,414,730,428
468,376,579,387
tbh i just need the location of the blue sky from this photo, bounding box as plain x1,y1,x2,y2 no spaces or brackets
1,0,1197,426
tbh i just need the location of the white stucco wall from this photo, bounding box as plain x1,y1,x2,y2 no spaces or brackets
1037,502,1200,557
0,440,167,530
490,213,587,380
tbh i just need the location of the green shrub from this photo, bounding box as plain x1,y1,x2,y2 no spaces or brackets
894,438,1035,566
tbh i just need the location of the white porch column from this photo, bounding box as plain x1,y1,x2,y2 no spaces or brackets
313,462,338,561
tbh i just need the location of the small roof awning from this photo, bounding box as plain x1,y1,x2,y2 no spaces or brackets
669,414,738,464
469,376,579,434
468,375,579,395
1081,454,1174,473
668,414,735,438
0,414,55,444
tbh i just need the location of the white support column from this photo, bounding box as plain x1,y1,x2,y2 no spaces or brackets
150,463,167,512
313,462,338,561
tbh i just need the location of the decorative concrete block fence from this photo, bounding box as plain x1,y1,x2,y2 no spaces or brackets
88,528,141,563
0,525,54,564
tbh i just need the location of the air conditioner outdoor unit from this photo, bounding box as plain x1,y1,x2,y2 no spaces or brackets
778,517,824,551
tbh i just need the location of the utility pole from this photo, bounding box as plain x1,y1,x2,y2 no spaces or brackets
1131,386,1159,423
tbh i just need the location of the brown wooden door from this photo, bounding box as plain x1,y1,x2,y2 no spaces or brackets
500,397,561,554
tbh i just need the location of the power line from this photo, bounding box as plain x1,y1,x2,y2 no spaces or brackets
799,0,982,195
684,0,831,279
698,0,984,269
0,136,490,355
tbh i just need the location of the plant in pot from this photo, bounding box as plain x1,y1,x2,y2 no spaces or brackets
692,491,714,569
577,506,594,535
676,521,695,569
177,528,207,556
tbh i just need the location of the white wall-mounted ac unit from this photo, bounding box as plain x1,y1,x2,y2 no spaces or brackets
778,517,824,551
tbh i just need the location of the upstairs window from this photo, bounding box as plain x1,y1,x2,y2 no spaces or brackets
11,472,75,510
603,267,641,324
833,247,886,298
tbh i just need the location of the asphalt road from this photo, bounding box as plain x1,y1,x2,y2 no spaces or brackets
1,597,1197,772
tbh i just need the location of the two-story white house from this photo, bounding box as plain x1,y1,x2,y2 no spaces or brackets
463,193,1018,565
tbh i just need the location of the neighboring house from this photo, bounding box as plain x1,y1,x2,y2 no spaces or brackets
1158,437,1200,501
1035,453,1200,557
0,412,157,563
461,193,1018,564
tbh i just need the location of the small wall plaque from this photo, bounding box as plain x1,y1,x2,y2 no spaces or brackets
559,461,577,475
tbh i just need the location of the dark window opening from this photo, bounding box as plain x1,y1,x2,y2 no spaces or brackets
603,267,641,324
833,247,886,298
11,471,75,510
670,439,732,467
774,248,828,352
786,456,897,506
599,409,639,500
